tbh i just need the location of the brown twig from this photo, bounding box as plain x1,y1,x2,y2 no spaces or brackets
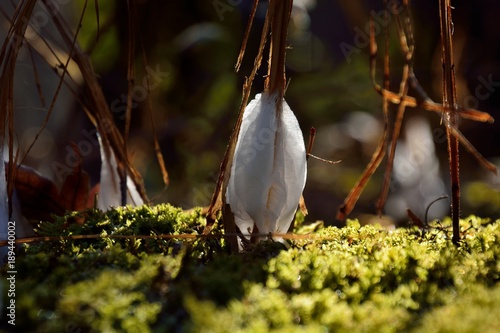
438,0,460,244
27,45,46,108
206,0,295,252
337,15,390,221
235,0,259,73
265,0,292,99
206,0,279,233
337,0,496,221
205,4,275,251
41,0,149,204
140,38,170,188
376,4,414,214
0,232,324,248
122,0,137,205
0,0,38,217
21,0,88,171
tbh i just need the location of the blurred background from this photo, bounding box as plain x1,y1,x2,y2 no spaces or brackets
2,0,500,226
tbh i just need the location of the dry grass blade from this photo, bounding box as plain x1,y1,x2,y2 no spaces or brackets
206,0,299,253
122,0,138,205
377,85,409,215
407,208,425,229
141,41,170,187
337,15,390,221
337,0,496,221
337,122,388,220
447,121,497,175
0,0,38,217
22,0,89,167
40,0,148,203
376,89,494,122
94,0,100,41
0,231,320,247
205,0,275,230
235,0,259,73
376,4,414,214
439,0,461,244
27,45,46,108
266,0,292,98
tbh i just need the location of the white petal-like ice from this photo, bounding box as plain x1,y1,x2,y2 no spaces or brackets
226,92,307,239
1,146,35,259
97,133,144,210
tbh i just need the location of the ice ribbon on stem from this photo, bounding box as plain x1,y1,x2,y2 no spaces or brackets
226,92,307,244
223,0,307,249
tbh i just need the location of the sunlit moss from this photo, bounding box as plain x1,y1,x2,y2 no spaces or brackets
1,206,499,332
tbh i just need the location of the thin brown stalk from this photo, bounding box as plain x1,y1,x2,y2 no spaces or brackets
447,122,496,175
377,84,409,215
140,40,170,188
0,231,324,247
306,127,316,160
338,0,496,220
377,4,414,214
337,15,390,220
22,0,89,168
377,89,493,122
235,0,259,73
0,0,38,217
298,126,319,218
206,0,295,252
42,0,148,202
122,0,137,205
407,208,425,229
266,0,292,99
27,45,46,108
337,118,388,220
94,0,100,41
439,0,460,244
205,0,276,230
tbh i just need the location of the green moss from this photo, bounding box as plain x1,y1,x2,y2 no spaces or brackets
1,206,500,332
413,283,500,333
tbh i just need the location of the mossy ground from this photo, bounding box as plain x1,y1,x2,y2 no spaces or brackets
1,204,499,332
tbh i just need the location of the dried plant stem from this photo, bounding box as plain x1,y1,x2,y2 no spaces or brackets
266,0,292,99
140,41,170,188
0,0,38,217
205,0,276,252
235,0,259,73
337,123,388,220
123,0,137,205
205,0,274,233
22,0,88,168
0,231,323,247
337,14,391,220
338,0,496,221
206,0,296,252
40,0,148,203
377,84,409,214
438,0,460,244
206,0,290,235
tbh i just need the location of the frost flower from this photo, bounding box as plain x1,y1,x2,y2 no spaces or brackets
226,92,307,241
97,133,144,210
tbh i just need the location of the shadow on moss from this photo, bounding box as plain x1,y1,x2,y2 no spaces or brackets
1,206,499,332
